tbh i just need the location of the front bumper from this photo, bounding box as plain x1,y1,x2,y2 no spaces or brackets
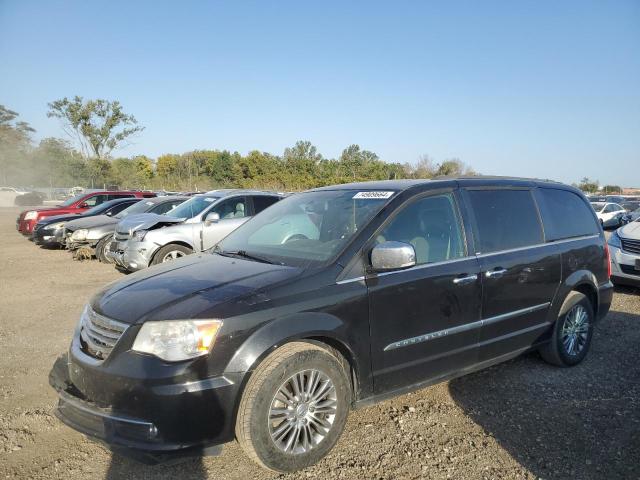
33,226,65,246
49,339,241,462
107,239,156,271
17,218,36,235
609,244,640,287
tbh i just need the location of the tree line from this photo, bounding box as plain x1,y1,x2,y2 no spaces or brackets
1,98,476,192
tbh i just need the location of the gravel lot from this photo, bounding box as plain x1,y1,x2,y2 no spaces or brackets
1,207,638,480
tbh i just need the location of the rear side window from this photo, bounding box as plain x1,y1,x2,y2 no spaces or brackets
467,189,543,253
252,195,280,214
536,188,599,241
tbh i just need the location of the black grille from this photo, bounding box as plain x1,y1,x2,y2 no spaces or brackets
79,308,128,360
620,264,640,276
621,238,640,255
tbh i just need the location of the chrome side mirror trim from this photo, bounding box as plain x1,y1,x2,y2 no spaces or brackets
371,241,416,272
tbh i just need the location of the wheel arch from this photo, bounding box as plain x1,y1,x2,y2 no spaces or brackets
562,269,599,317
225,312,364,421
148,240,195,265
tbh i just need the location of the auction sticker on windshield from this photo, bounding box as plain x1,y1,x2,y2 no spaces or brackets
353,191,395,199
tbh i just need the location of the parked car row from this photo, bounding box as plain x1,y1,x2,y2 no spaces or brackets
19,189,286,273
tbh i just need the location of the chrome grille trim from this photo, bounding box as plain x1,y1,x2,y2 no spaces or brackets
621,238,640,255
79,307,128,360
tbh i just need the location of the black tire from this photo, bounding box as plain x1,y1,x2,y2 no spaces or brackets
539,291,594,367
235,341,351,473
96,234,114,263
151,244,193,265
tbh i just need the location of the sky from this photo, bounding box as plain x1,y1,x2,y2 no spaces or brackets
1,0,639,186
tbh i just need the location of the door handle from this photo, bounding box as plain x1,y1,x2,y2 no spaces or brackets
453,274,478,285
485,268,507,279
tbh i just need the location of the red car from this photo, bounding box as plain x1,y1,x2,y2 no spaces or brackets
17,191,155,235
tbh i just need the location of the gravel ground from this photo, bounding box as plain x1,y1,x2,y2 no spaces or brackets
1,207,638,480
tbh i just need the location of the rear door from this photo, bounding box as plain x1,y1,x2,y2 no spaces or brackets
463,188,561,362
368,189,482,394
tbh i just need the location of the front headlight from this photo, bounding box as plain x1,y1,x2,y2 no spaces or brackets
608,230,622,249
132,319,223,362
24,211,37,220
71,229,88,241
133,229,148,241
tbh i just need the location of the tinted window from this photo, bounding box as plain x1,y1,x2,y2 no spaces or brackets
467,189,543,253
378,194,465,264
252,195,280,214
212,197,247,219
536,188,599,241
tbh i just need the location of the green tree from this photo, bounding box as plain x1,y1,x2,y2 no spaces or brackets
0,105,35,184
602,185,622,194
578,177,599,194
47,96,144,159
283,141,323,189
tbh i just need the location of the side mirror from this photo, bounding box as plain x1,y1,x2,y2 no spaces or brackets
106,211,113,216
371,241,416,272
204,212,220,225
78,202,89,209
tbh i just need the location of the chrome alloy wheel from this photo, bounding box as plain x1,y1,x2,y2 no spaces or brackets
268,369,338,454
162,250,185,262
561,304,590,356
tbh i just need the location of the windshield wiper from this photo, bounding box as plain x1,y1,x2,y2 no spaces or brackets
216,249,276,264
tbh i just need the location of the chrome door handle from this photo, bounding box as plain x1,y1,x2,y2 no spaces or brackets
453,274,478,285
485,268,507,279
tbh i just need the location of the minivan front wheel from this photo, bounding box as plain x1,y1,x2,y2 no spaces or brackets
236,342,351,472
540,291,594,366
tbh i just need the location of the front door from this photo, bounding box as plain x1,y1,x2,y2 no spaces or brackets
367,191,482,394
463,188,561,362
200,196,249,251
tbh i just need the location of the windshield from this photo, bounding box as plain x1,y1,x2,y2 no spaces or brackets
115,199,157,219
216,190,395,267
591,202,605,213
59,194,84,207
167,195,219,219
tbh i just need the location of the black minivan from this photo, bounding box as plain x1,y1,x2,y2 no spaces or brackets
50,177,613,472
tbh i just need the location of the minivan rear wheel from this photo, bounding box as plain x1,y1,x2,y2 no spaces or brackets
539,291,594,367
235,341,351,472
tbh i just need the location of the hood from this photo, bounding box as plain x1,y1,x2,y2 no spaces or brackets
618,221,640,240
116,213,184,234
65,214,117,231
92,253,301,324
36,213,82,226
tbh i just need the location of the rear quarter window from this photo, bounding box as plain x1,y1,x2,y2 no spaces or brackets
535,188,599,241
466,189,543,253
